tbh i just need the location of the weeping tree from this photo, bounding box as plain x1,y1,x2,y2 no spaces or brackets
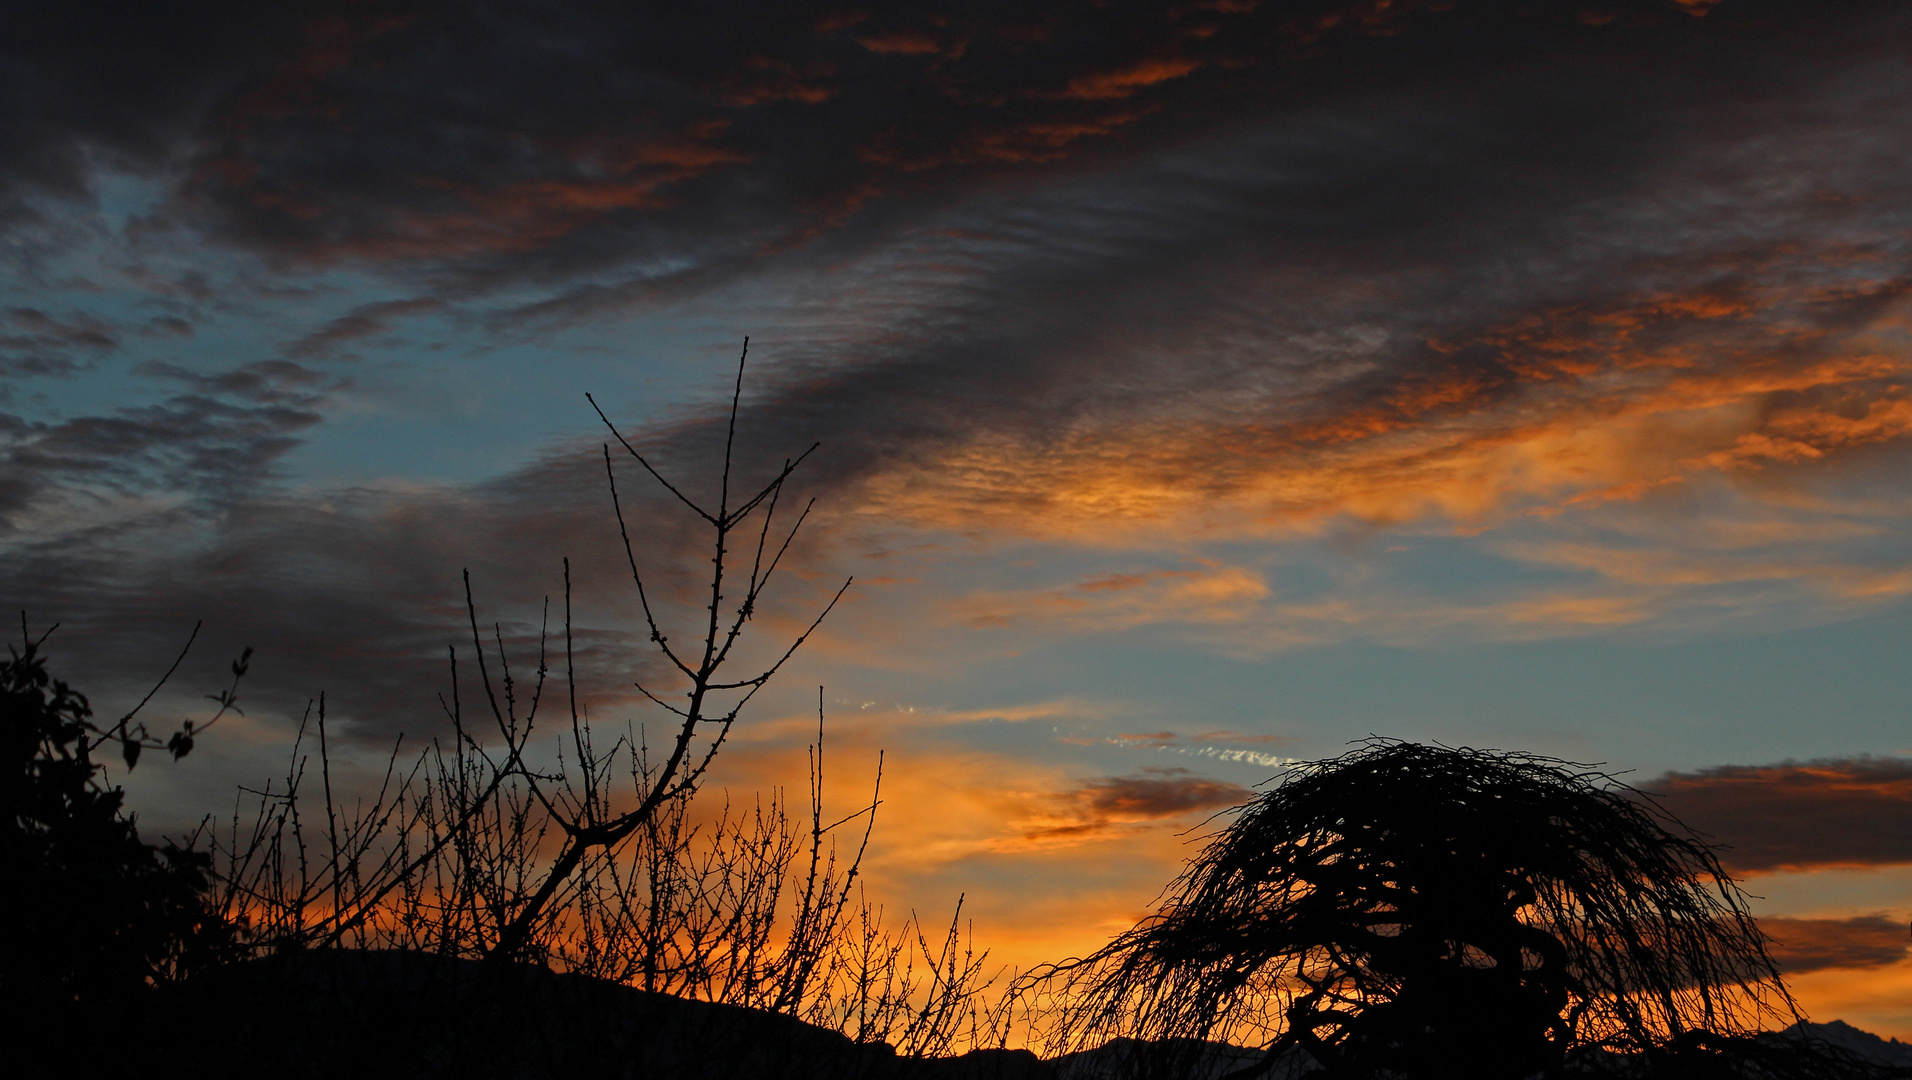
1038,740,1878,1080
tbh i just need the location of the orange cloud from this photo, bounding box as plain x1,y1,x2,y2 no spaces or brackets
858,28,942,55
718,56,838,106
814,11,870,34
858,109,1156,170
1043,56,1202,100
690,723,1228,975
1502,541,1840,589
962,111,1158,163
854,278,1912,554
959,563,1268,630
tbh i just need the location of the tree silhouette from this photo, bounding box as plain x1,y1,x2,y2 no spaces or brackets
1042,740,1878,1079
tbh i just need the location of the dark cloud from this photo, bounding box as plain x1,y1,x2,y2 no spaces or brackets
0,379,326,526
286,297,444,358
144,316,195,339
0,386,834,749
1757,915,1910,975
0,305,119,377
1026,767,1251,838
0,2,311,223
622,28,1912,544
1649,759,1912,873
1079,767,1253,818
6,0,1895,293
1,351,362,509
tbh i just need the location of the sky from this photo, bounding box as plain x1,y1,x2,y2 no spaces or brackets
7,0,1912,1037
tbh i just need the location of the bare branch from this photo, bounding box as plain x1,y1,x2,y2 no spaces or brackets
601,444,697,681
108,620,200,735
705,575,851,691
586,392,717,526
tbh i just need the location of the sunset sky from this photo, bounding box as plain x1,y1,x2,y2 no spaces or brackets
8,0,1912,1037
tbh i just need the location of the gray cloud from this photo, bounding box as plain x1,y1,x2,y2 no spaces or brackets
0,381,836,752
1078,768,1253,819
1649,759,1912,873
1758,915,1910,975
0,305,119,377
287,297,445,359
8,2,1896,293
0,358,338,532
1022,767,1252,839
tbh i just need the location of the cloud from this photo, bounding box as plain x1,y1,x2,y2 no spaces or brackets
0,305,119,377
1093,731,1296,769
1023,767,1252,841
0,358,338,534
286,297,444,358
0,376,855,756
1759,915,1910,975
0,2,295,225
1044,57,1202,101
1075,768,1252,819
856,28,944,56
842,291,1912,547
1649,759,1912,873
959,563,1269,631
7,0,1892,295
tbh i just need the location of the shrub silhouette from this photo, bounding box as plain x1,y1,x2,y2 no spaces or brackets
1042,740,1879,1079
0,628,232,1048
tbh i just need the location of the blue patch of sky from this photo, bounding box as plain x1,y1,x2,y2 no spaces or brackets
807,579,1912,782
8,170,812,487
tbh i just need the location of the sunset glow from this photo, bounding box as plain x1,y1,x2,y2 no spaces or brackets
7,0,1912,1052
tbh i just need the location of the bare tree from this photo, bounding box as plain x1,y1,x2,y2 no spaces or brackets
484,340,850,962
194,344,1007,1066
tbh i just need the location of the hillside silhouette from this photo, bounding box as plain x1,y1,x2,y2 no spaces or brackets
119,950,1912,1079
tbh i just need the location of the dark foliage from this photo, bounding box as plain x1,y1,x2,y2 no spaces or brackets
0,628,231,1054
1039,740,1889,1080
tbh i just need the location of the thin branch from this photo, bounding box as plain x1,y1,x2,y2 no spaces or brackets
110,620,200,732
602,444,696,680
724,442,819,525
587,393,718,526
717,337,747,524
705,576,852,691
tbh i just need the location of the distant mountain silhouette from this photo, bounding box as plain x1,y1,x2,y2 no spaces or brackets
1788,1021,1912,1071
1049,1022,1912,1079
1050,1036,1295,1078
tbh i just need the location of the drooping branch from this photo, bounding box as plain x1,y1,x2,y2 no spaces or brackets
1035,740,1856,1080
